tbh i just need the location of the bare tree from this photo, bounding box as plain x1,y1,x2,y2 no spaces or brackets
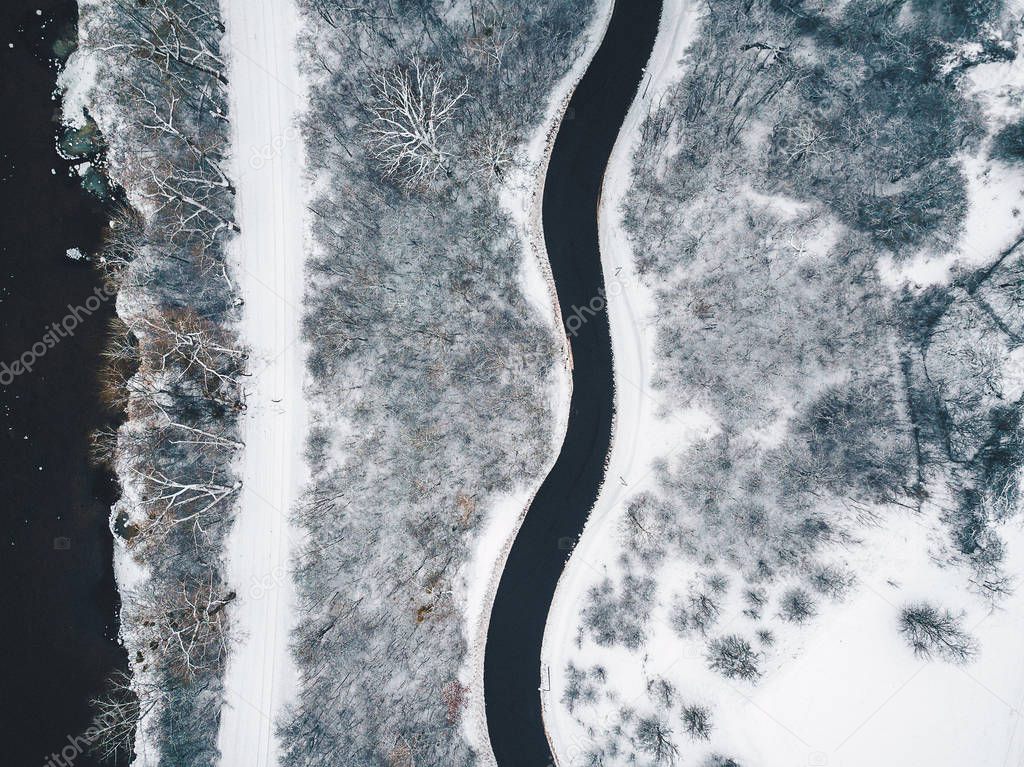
89,425,120,468
140,571,234,680
779,587,816,624
130,82,234,194
775,118,834,165
133,465,240,545
808,564,854,600
469,120,514,179
95,203,146,291
90,672,159,763
467,14,517,83
671,587,721,636
367,60,467,185
142,158,239,244
139,308,246,405
707,634,761,680
899,602,977,663
110,0,227,86
620,493,665,558
160,420,243,450
635,716,678,765
682,704,713,741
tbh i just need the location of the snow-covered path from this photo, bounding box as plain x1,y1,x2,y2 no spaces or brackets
216,1,307,765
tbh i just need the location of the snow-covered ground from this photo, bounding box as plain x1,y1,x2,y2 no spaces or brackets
543,3,1024,766
216,1,308,765
553,507,1024,766
880,45,1024,288
458,2,612,758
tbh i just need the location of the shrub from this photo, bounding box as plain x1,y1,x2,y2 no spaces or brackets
808,564,855,600
706,572,730,594
742,586,767,619
671,588,721,637
647,676,676,708
704,757,742,767
780,587,817,623
756,628,775,647
682,704,713,740
744,587,767,607
707,634,761,680
620,493,671,562
898,602,977,663
582,575,657,649
562,662,603,713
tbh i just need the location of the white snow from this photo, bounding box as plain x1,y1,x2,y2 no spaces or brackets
699,513,1024,767
551,504,1024,767
215,1,308,765
56,39,98,131
543,4,1024,766
878,152,1024,289
457,2,615,761
542,0,707,758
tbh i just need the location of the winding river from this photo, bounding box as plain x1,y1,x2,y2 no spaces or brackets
483,2,663,764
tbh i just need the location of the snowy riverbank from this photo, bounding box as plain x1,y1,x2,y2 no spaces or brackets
458,1,614,760
541,0,706,761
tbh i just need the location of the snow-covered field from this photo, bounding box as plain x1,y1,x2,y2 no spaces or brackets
544,2,1024,766
216,1,308,764
553,509,1024,766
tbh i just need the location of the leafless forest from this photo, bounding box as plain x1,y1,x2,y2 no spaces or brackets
280,1,593,765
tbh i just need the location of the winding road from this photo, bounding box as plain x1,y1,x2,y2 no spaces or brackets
483,2,663,764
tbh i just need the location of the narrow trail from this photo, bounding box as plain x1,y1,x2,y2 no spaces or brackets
216,1,306,765
482,2,663,765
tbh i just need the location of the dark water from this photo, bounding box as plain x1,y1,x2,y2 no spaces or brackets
0,2,126,765
483,2,663,765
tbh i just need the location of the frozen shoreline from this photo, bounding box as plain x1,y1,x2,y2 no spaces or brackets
59,6,162,761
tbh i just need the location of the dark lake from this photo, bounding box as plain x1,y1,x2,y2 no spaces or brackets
0,2,126,765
